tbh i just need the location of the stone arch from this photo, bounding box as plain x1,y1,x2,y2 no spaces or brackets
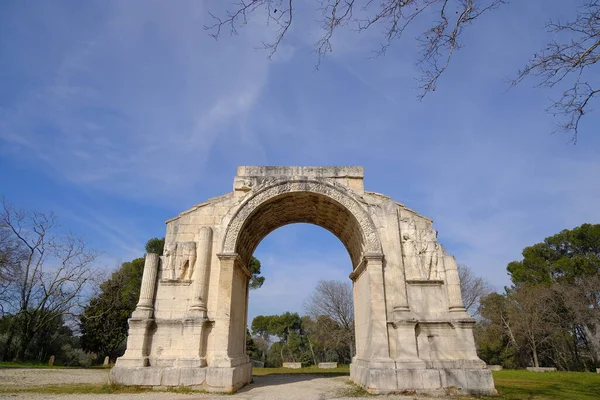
221,179,382,268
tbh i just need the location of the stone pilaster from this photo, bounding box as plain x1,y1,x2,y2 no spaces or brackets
188,226,213,318
363,253,394,363
210,253,240,368
394,209,410,313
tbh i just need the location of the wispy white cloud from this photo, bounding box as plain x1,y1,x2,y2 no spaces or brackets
1,0,599,313
0,1,284,203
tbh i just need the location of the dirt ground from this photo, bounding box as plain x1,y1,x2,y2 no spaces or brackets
0,368,443,400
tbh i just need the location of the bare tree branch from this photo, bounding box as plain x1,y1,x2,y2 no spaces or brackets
458,263,493,317
0,198,98,361
207,1,504,95
512,1,600,142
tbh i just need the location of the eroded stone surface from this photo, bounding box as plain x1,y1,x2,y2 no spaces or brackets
112,166,496,396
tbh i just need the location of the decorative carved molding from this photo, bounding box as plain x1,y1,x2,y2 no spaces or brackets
406,279,445,286
222,179,382,263
160,279,192,286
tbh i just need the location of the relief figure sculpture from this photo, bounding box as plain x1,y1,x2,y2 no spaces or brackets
162,241,197,280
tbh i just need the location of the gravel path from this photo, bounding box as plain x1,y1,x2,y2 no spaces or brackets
0,369,439,400
0,368,110,387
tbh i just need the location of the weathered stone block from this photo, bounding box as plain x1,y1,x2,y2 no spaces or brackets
282,362,302,369
318,362,337,369
110,367,162,386
160,368,181,386
179,367,207,386
527,367,557,372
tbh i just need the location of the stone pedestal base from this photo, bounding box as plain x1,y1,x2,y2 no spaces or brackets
109,362,252,393
350,359,497,396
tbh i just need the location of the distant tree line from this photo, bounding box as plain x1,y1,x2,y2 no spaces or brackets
247,280,355,367
475,224,600,371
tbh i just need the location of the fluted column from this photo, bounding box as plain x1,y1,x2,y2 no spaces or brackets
188,227,213,317
115,253,158,368
132,253,159,319
444,255,466,312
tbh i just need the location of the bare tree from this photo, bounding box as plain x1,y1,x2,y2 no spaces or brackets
458,264,493,316
554,273,600,366
0,226,26,316
512,1,600,142
0,199,98,361
508,285,558,368
304,279,354,358
206,1,504,96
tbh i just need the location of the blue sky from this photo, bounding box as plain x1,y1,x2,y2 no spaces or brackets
1,1,599,324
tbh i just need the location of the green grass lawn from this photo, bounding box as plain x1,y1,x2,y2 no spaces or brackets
1,363,599,399
0,383,152,395
492,370,600,400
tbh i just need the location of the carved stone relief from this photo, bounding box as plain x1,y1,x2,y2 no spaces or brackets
400,215,441,280
162,241,197,280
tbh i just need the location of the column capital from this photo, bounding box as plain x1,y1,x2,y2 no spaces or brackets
363,252,384,262
217,253,251,278
349,253,384,281
217,252,241,262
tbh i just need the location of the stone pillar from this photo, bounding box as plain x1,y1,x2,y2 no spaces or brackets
350,253,396,392
444,255,466,312
364,253,394,361
205,253,252,391
188,227,213,317
133,253,160,319
211,253,239,367
114,253,159,368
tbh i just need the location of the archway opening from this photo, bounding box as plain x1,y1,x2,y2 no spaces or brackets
234,191,367,269
229,190,373,371
248,223,355,368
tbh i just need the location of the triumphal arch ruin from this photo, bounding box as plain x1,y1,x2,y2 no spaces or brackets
111,166,496,395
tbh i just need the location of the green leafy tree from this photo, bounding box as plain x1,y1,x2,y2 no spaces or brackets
145,237,165,255
249,256,265,289
476,293,519,369
507,223,600,286
246,328,259,360
302,315,351,364
266,342,283,368
476,223,600,370
251,312,305,365
507,223,600,365
79,258,144,360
